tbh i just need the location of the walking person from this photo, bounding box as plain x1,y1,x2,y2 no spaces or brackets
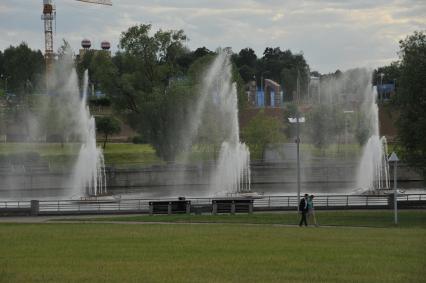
308,194,318,227
299,194,309,226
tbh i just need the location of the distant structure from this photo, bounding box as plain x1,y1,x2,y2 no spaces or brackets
82,39,92,49
41,0,56,90
246,78,283,108
308,76,320,102
79,40,111,58
377,83,395,102
264,79,283,107
77,40,111,97
101,41,111,50
41,0,112,91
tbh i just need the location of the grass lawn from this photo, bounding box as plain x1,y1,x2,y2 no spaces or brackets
0,143,161,167
66,210,426,228
0,142,373,167
0,220,424,283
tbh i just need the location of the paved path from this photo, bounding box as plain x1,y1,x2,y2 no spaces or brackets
0,215,381,229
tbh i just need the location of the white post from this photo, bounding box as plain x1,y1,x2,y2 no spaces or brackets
394,161,398,225
296,69,301,211
388,152,399,225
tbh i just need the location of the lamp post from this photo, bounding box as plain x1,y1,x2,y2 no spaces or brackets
388,152,399,225
288,68,305,210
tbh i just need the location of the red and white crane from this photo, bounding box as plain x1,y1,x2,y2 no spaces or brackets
41,0,112,88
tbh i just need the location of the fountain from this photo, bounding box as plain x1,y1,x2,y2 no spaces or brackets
69,70,107,197
299,68,390,194
181,51,251,196
355,85,390,193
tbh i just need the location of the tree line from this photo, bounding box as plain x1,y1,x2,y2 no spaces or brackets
376,31,426,178
0,26,425,177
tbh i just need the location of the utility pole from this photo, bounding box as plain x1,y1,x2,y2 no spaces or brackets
389,152,399,225
296,68,301,208
288,70,305,211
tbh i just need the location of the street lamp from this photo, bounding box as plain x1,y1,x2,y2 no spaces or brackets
388,152,399,225
288,68,305,210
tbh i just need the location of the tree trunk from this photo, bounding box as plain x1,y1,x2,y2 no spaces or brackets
103,134,108,149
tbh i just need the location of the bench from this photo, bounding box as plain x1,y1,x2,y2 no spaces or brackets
149,200,191,215
212,199,253,215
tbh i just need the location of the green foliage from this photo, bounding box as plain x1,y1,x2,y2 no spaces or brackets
233,48,257,82
395,30,426,178
242,110,285,159
98,24,193,160
89,97,111,107
355,111,371,146
1,42,44,94
305,105,346,150
132,135,147,144
96,116,121,149
374,61,400,85
261,48,309,100
231,47,310,101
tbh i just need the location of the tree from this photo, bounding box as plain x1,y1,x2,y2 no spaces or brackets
96,116,121,149
2,43,44,95
101,24,191,160
374,61,400,85
395,31,426,177
237,48,257,68
242,110,285,160
233,48,257,82
259,47,309,101
305,105,332,150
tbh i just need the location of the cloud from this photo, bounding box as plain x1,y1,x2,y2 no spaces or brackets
0,0,425,73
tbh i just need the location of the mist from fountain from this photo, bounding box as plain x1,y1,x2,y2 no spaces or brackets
303,68,390,194
69,70,106,197
355,86,390,192
181,52,251,196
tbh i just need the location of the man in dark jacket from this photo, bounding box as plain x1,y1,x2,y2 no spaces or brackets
299,194,309,226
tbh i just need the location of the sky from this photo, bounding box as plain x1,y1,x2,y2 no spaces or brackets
0,0,425,73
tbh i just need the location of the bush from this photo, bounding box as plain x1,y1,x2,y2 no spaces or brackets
132,135,147,144
89,97,111,107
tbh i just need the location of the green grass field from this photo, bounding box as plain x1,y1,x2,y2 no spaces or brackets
0,143,161,167
1,211,425,282
74,210,426,228
0,142,376,167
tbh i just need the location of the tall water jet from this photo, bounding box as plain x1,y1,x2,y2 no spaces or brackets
182,52,251,195
70,70,106,197
355,85,390,192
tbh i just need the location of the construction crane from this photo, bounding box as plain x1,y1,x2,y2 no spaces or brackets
41,0,112,90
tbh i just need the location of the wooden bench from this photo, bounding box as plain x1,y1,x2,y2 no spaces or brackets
149,200,191,215
212,199,253,215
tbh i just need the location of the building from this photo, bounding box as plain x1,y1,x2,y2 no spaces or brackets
246,78,283,108
308,76,320,102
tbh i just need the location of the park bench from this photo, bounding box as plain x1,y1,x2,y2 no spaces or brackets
149,199,191,215
212,199,253,215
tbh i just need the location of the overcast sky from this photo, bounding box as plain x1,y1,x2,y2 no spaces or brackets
0,0,425,73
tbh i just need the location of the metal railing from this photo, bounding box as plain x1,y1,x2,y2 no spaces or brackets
1,194,425,215
0,201,31,209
